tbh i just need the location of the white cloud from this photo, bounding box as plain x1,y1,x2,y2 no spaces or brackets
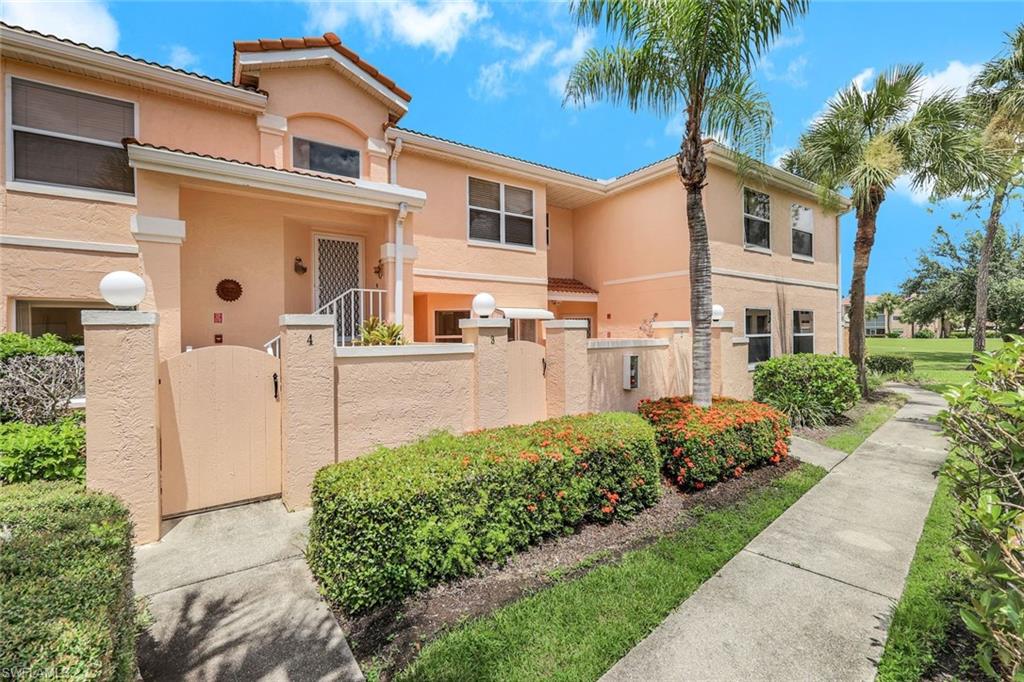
664,114,684,138
761,54,808,88
547,29,595,98
167,45,199,71
303,0,489,56
919,60,982,99
470,61,508,100
512,39,555,71
1,0,118,49
852,67,876,94
892,174,932,205
770,146,790,168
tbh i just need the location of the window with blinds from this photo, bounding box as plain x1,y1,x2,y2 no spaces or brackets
468,177,534,247
10,78,135,195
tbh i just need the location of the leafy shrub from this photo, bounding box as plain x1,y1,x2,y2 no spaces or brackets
866,354,915,375
913,328,936,339
940,337,1024,678
0,481,136,679
308,412,661,614
0,353,84,424
0,414,86,483
355,316,406,346
750,354,859,426
886,330,904,338
638,397,791,489
0,332,75,361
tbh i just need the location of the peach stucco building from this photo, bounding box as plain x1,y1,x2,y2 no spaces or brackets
0,24,847,369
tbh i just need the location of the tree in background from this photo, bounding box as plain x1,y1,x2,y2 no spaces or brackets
865,292,905,335
564,0,807,407
783,66,993,393
900,225,1024,336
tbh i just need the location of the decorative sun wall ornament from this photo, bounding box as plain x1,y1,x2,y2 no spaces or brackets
216,279,243,302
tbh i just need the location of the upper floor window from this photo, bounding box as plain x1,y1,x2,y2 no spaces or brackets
743,188,771,251
792,310,814,353
9,78,135,195
468,177,534,248
746,308,772,366
293,137,360,179
791,204,814,258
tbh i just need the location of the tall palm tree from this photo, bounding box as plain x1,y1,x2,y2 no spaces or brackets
564,0,807,408
783,66,991,392
964,25,1024,353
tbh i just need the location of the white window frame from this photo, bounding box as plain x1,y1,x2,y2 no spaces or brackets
291,135,362,180
745,306,772,369
742,186,771,253
466,175,536,252
5,75,139,204
434,308,471,342
792,309,814,354
790,203,814,261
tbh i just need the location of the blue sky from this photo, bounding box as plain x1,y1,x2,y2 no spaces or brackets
4,0,1021,295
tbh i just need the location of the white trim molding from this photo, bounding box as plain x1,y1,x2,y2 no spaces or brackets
543,319,589,330
711,267,839,291
603,269,689,287
651,321,691,331
126,143,426,212
81,310,158,326
413,267,547,286
279,314,334,327
0,234,139,254
548,292,599,303
587,338,669,349
131,215,186,244
459,318,511,330
336,343,475,358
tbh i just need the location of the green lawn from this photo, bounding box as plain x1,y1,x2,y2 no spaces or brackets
823,398,905,454
866,337,1004,393
395,464,825,682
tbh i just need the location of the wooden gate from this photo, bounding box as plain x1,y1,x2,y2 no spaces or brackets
507,340,547,425
159,346,281,517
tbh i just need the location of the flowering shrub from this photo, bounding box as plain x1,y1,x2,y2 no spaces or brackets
752,354,859,426
639,397,791,490
308,412,661,614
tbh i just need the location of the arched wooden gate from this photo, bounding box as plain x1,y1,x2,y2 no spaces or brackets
159,346,282,517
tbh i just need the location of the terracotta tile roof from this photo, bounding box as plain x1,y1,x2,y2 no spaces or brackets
1,22,261,94
122,138,355,185
548,278,598,295
234,33,412,103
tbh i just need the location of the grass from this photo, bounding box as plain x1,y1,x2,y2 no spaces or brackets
866,337,1004,394
823,397,905,454
396,463,826,682
876,471,968,680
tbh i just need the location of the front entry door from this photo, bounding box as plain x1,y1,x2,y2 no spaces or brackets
314,235,362,341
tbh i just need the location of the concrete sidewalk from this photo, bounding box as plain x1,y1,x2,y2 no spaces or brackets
135,501,363,681
602,385,948,681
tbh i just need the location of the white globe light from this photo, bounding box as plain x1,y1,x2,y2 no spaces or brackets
100,271,147,308
472,292,497,318
711,304,725,322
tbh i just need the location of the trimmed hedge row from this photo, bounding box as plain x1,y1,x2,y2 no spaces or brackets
0,414,86,483
308,412,661,614
867,354,915,375
0,481,136,679
639,397,791,490
752,354,859,426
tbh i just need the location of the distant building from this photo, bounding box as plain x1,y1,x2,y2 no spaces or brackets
842,296,940,337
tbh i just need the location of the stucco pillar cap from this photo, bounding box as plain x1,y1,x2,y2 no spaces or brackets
459,318,510,329
712,321,736,330
279,314,335,327
82,310,159,326
543,319,589,330
651,321,691,330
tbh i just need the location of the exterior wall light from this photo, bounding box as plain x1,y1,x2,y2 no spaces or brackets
99,271,146,309
472,292,496,318
712,304,725,322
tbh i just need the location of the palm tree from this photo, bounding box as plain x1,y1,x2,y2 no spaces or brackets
783,66,991,392
964,25,1024,353
563,0,807,408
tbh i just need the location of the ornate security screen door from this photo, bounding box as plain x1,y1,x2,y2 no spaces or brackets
315,235,362,341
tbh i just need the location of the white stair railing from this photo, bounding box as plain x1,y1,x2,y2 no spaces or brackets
262,288,386,356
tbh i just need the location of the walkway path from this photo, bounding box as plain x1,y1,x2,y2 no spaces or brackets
135,501,363,681
602,385,948,681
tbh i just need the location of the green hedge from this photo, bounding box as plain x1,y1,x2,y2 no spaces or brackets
867,354,915,375
308,412,661,614
0,414,86,483
751,354,860,426
0,481,136,679
0,332,75,361
639,397,791,489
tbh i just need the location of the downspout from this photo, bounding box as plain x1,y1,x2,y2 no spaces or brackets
836,214,843,355
395,201,409,324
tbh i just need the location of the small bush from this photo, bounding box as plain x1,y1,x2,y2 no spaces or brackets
886,330,904,338
867,354,915,375
913,328,936,339
638,397,791,489
0,414,86,483
0,332,75,361
0,481,136,679
355,316,406,346
750,354,860,426
0,353,84,424
308,412,661,614
941,337,1024,678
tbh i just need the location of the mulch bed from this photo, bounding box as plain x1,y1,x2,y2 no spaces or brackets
336,458,800,678
794,388,903,442
923,613,987,681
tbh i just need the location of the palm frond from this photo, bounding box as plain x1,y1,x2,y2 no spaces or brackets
564,44,684,116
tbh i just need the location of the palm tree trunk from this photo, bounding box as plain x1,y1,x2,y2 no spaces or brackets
972,181,1008,354
849,189,883,394
678,117,712,408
